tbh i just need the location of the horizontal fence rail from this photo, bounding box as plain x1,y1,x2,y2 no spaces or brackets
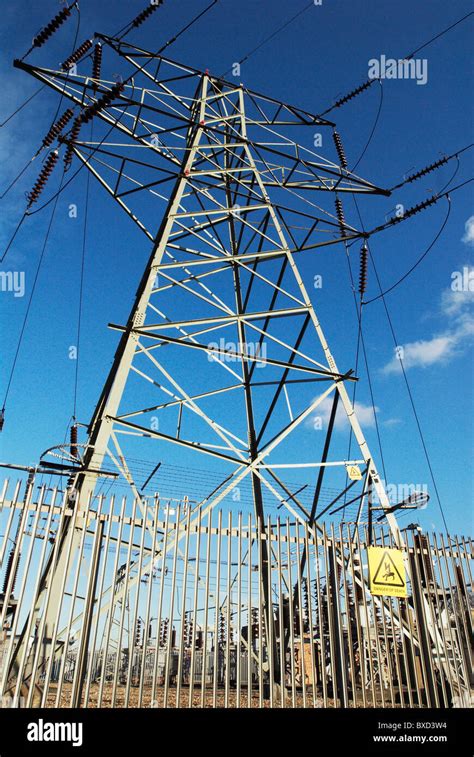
0,480,472,708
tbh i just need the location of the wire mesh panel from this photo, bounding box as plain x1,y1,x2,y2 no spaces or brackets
0,480,472,708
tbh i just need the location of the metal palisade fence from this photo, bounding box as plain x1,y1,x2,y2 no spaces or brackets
0,479,472,709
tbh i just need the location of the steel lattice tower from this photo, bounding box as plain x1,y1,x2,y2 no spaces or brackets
9,34,409,698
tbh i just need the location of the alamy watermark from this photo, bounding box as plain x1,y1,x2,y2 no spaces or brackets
368,55,428,86
451,266,474,291
27,719,83,748
207,338,267,367
0,270,25,297
379,478,429,507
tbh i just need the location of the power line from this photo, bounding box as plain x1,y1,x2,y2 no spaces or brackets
0,213,27,263
2,177,64,413
371,256,450,534
353,196,450,534
368,178,473,237
405,10,474,60
340,231,388,522
322,10,474,116
73,122,92,420
221,1,314,76
0,5,82,259
0,22,90,131
1,155,39,200
389,144,472,192
350,80,383,174
5,0,219,224
155,0,220,56
364,196,452,305
0,0,216,206
0,85,44,127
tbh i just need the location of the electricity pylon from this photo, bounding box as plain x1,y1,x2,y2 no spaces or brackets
10,37,405,698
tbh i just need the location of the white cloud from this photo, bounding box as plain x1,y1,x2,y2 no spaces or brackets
383,269,474,373
441,286,473,316
442,266,474,316
350,401,379,429
383,335,457,373
383,417,402,427
308,396,378,430
462,215,474,246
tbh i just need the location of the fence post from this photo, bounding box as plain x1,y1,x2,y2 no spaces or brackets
327,538,346,706
71,515,105,707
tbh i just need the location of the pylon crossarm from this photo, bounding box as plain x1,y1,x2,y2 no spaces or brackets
55,141,364,255
96,33,334,127
14,59,388,200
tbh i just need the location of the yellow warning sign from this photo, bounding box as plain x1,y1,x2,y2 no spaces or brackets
346,464,362,481
368,546,407,598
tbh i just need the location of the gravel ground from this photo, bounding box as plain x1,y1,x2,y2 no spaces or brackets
45,682,331,708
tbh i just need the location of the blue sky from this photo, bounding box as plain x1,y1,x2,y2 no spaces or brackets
0,0,473,535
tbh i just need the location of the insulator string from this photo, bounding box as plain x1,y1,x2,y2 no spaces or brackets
333,79,375,110
92,43,103,91
332,131,348,170
405,156,449,184
24,82,136,216
353,195,450,533
117,1,163,40
340,235,388,519
334,196,347,237
70,423,78,460
41,108,74,147
62,117,83,171
0,5,80,202
363,197,452,305
61,38,93,70
387,195,440,225
26,150,59,207
27,2,77,56
358,242,368,297
390,145,472,191
320,11,474,117
7,0,218,217
79,81,124,125
131,3,161,30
